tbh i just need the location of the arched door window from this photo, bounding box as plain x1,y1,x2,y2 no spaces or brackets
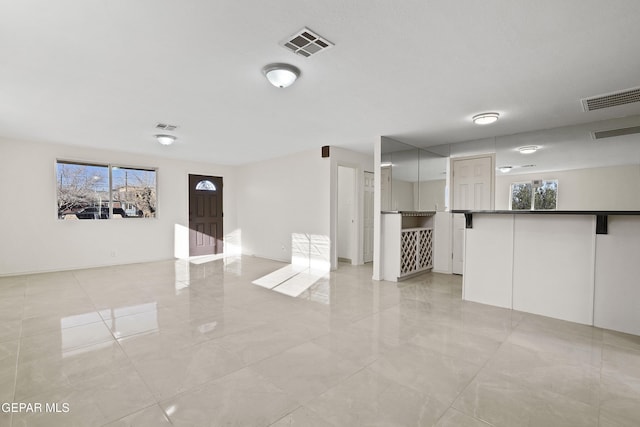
195,180,216,191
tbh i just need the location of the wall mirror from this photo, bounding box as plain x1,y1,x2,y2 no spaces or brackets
381,137,447,211
385,114,640,211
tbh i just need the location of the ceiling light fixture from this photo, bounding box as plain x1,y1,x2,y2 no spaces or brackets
518,145,539,154
498,166,513,173
155,134,176,146
472,112,500,125
262,63,300,88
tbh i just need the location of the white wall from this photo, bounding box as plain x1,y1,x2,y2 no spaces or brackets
496,164,640,210
373,140,383,280
0,137,237,276
432,211,452,274
413,179,446,211
390,179,413,210
337,166,355,261
594,216,640,336
236,148,331,263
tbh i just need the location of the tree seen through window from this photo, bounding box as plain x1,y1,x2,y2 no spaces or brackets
510,180,557,210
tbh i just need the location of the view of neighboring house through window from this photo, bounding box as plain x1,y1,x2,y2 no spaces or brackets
111,166,157,218
56,161,157,220
510,179,558,210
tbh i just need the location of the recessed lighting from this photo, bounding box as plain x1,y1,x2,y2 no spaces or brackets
155,134,176,146
262,63,300,88
518,145,539,154
472,112,499,125
498,166,512,173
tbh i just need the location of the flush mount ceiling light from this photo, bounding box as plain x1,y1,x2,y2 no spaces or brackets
472,112,500,125
155,134,176,146
498,166,513,173
518,145,539,154
262,63,300,88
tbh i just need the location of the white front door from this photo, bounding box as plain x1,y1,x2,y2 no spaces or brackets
363,171,374,263
451,155,494,274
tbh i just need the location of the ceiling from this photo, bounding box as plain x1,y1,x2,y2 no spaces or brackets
2,1,640,165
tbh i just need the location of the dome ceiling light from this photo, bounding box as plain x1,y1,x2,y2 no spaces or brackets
518,145,539,154
155,134,176,146
472,112,500,125
262,63,300,88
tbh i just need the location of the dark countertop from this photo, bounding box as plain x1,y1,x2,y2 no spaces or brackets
451,210,640,215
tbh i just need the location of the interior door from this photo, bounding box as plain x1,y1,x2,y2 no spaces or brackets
451,155,493,274
189,174,223,256
363,171,374,263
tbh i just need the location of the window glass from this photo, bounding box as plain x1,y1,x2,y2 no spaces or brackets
509,180,558,210
510,182,532,210
195,180,216,191
56,161,157,220
112,167,157,218
57,162,109,219
534,180,558,210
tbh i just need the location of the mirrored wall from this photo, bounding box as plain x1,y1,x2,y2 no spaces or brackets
382,114,640,212
380,137,448,212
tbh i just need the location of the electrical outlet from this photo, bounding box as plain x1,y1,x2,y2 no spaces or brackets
110,250,117,257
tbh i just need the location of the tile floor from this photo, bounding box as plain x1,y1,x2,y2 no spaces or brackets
1,256,640,426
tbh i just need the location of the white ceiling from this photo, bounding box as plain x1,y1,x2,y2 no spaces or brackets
2,1,640,165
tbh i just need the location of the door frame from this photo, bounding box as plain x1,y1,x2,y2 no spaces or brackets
188,174,224,257
331,161,363,269
337,164,358,265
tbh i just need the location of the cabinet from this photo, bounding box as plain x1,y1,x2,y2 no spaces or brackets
382,211,434,281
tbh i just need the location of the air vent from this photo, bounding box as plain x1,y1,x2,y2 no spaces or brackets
592,126,640,140
281,27,334,58
582,87,640,111
156,123,178,131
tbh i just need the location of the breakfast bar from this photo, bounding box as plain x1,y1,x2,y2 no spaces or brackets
455,210,640,336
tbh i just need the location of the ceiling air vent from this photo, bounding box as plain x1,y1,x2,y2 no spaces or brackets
582,87,640,111
156,123,178,131
281,27,334,58
591,126,640,140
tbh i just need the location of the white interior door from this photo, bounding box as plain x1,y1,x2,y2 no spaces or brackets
363,171,374,263
451,155,494,274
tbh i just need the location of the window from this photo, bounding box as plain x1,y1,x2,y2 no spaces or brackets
111,167,157,218
195,180,216,191
509,179,558,210
56,161,157,220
